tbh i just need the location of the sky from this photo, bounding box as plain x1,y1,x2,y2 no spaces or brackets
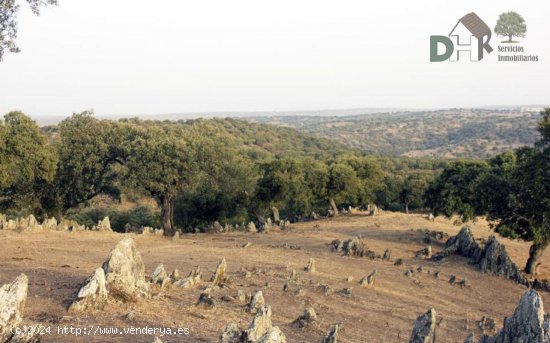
0,0,549,119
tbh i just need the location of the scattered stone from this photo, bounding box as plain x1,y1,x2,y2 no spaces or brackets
96,217,112,232
394,259,404,266
282,283,289,292
242,242,252,249
0,274,28,343
346,276,353,283
383,249,391,261
415,246,432,259
246,222,257,233
169,269,180,282
295,288,305,297
458,277,469,288
237,290,249,304
8,324,42,343
244,306,287,343
339,288,353,298
479,289,550,343
125,310,136,321
416,266,423,273
211,258,227,287
433,271,440,279
151,264,170,288
249,291,265,313
219,323,242,343
410,308,436,343
477,316,496,335
323,285,333,296
464,333,475,343
360,270,376,288
428,213,435,222
305,258,316,273
174,267,202,289
197,288,216,307
102,238,150,301
293,308,318,328
151,337,163,343
331,236,377,258
449,276,456,285
288,269,296,280
405,269,414,277
322,324,340,343
68,267,108,312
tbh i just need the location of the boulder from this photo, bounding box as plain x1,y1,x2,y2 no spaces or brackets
219,323,243,343
479,289,550,343
410,308,436,343
68,267,108,312
0,274,28,343
102,238,150,300
211,258,227,287
415,246,432,259
331,236,377,259
246,222,257,233
197,288,216,308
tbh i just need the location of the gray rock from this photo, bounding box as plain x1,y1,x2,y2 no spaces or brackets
174,267,201,289
322,324,340,343
69,267,108,312
0,274,28,343
305,258,316,273
219,323,242,343
360,270,376,288
102,238,150,301
293,308,318,328
249,291,265,313
96,217,112,232
410,308,436,343
480,289,550,343
245,306,286,343
211,258,227,287
151,264,170,288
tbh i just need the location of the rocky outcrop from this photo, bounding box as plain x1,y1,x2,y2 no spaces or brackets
410,308,436,343
68,268,108,312
211,258,227,287
431,227,527,286
249,291,265,313
478,289,550,343
218,305,286,343
0,274,28,343
331,236,378,259
102,238,150,300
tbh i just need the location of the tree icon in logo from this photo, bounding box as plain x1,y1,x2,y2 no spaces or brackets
494,11,526,43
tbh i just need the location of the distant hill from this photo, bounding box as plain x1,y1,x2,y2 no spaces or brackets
245,108,543,159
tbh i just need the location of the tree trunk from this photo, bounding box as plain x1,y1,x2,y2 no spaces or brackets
329,198,339,216
508,34,513,42
525,242,549,276
271,206,280,224
160,195,175,237
405,203,409,214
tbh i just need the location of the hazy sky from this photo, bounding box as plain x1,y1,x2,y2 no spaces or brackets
0,0,549,118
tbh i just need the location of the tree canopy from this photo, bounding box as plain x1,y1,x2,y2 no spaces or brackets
494,11,527,43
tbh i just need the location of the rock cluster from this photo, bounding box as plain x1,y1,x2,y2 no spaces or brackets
218,305,287,343
70,237,150,311
431,227,527,285
293,308,318,328
331,236,378,259
174,267,202,289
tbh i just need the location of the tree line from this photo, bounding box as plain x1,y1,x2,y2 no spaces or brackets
0,111,443,235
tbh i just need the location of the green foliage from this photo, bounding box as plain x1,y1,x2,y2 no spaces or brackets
67,205,158,233
424,160,490,221
0,0,58,60
495,11,527,43
0,111,57,214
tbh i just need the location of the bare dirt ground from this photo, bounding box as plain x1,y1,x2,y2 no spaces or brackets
1,212,548,342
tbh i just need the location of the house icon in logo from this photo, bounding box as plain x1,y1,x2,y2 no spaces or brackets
448,12,493,61
430,12,493,62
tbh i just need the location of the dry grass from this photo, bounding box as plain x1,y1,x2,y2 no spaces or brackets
0,212,548,342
